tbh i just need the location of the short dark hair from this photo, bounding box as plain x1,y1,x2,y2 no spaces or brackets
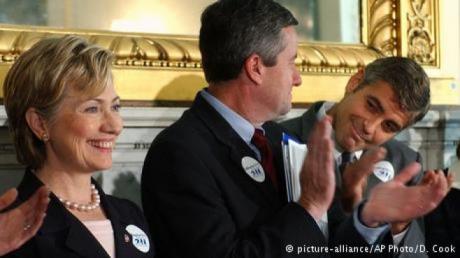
357,56,430,125
199,0,298,83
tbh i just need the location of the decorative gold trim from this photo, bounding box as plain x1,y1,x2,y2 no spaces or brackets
363,0,399,56
0,26,203,68
296,42,382,75
405,0,439,66
0,0,452,104
0,26,379,73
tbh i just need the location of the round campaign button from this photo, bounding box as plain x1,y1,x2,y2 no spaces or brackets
125,224,150,253
373,161,395,182
241,156,265,183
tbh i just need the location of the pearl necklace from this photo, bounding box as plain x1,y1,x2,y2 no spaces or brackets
58,184,101,212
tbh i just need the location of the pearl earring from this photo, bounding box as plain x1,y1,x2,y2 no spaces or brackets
42,133,49,142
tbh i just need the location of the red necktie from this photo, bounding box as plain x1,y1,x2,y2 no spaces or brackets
251,129,279,191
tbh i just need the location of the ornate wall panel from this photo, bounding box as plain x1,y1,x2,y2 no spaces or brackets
404,0,439,66
363,0,399,56
0,0,453,105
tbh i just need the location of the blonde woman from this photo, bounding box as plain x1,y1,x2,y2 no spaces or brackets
3,35,154,258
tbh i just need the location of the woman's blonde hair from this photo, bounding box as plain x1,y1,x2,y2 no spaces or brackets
3,35,114,169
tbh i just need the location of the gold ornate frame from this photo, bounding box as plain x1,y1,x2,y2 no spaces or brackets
0,0,454,105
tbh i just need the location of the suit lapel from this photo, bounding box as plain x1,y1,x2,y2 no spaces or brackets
96,184,133,258
293,103,349,238
263,121,289,202
327,154,348,239
39,195,110,258
63,217,111,258
191,93,281,207
18,170,110,258
46,197,110,257
96,182,152,257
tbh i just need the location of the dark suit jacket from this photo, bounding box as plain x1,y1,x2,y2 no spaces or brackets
4,169,154,258
425,188,460,257
281,101,426,257
141,93,368,258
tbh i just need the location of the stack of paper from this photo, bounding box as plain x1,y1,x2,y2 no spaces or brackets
282,133,307,202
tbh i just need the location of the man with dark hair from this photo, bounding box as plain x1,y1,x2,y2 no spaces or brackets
281,56,433,255
141,1,448,257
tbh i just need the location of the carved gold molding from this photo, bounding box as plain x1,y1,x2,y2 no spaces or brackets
0,26,381,73
363,0,399,56
0,27,203,68
0,0,452,104
405,0,439,66
362,0,440,66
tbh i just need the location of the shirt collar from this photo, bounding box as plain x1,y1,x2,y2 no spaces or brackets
200,89,259,145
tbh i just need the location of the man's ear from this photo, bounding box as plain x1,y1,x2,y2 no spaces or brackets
25,108,49,141
244,53,264,85
345,68,364,94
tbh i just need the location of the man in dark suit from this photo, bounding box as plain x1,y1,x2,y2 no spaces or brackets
141,1,448,257
281,57,436,256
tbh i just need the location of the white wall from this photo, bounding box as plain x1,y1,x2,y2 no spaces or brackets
458,0,460,84
428,0,460,81
47,0,213,35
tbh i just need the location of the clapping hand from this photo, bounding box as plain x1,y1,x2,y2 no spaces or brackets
0,186,49,255
298,116,335,221
341,147,386,213
360,163,448,227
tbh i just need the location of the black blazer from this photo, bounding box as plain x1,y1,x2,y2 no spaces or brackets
141,93,368,258
425,188,460,257
4,169,154,258
281,101,426,257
